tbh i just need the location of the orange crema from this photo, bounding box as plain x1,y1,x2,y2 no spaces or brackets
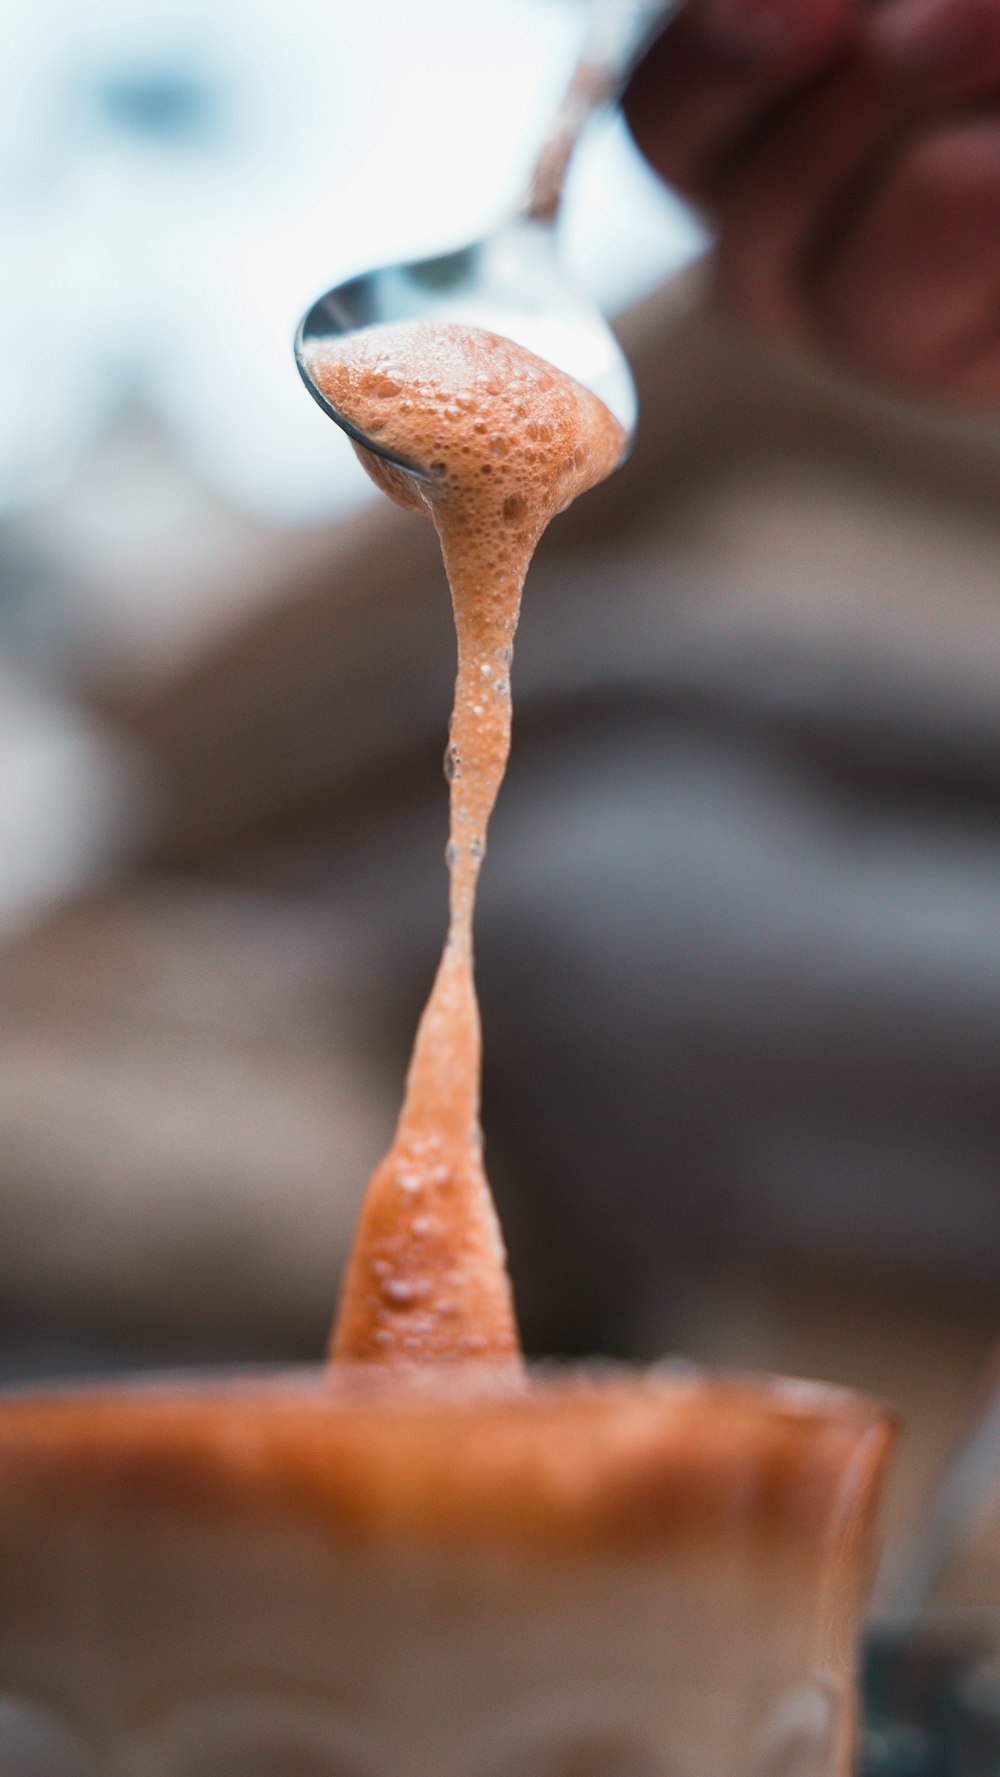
306,322,624,1370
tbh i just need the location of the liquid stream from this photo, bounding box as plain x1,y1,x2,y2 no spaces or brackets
307,323,623,1368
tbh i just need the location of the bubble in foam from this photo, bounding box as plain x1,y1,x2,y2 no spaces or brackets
443,742,462,783
382,1278,420,1308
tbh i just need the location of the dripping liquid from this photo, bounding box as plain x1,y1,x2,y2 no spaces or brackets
306,323,623,1369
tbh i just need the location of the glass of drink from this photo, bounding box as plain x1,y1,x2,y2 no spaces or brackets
0,1364,891,1777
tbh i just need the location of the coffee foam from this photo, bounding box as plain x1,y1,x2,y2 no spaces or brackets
0,1367,890,1555
306,322,623,526
0,1369,891,1775
306,325,623,1370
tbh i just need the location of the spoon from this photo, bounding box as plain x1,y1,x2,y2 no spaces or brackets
294,0,675,480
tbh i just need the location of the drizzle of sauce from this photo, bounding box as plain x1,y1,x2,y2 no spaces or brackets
306,322,623,1369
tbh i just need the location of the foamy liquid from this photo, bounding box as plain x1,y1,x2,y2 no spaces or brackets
306,324,623,1367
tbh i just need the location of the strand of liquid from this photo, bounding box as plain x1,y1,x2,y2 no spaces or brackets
306,323,623,1368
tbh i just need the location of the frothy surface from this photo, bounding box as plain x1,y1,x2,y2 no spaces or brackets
0,1367,890,1552
306,323,623,1369
0,1370,891,1777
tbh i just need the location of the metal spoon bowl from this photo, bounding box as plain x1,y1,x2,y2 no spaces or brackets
295,1,673,480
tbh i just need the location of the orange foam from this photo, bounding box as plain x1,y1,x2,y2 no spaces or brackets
307,324,623,1369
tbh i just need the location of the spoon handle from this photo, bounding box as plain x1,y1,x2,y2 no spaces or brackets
524,0,678,222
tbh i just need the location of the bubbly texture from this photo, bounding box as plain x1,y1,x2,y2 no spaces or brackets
0,1370,891,1555
306,322,623,1368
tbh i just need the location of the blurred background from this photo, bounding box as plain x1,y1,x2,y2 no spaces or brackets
3,0,1000,1605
